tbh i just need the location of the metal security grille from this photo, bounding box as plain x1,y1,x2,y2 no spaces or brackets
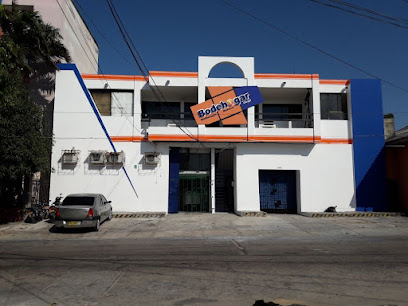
259,170,297,213
179,173,209,212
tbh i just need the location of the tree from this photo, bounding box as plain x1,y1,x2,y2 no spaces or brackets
0,2,70,208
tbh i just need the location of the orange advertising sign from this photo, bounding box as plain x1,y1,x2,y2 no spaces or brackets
191,86,263,125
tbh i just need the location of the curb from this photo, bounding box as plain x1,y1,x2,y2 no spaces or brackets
301,212,403,218
113,213,165,218
237,211,267,217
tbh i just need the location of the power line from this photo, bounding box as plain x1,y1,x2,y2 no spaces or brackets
105,0,203,144
327,0,408,25
56,0,142,197
308,0,408,29
72,0,135,67
220,0,408,95
56,0,143,136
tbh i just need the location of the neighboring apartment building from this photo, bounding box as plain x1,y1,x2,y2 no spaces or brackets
50,56,387,214
386,124,408,213
2,0,98,74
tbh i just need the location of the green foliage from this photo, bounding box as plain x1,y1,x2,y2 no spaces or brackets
0,2,70,205
0,69,51,180
0,3,71,76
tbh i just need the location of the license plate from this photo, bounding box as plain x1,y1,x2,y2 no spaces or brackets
68,221,80,226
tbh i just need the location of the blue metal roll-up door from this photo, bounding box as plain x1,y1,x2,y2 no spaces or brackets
259,170,297,213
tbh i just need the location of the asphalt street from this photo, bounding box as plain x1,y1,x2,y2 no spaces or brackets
0,214,407,306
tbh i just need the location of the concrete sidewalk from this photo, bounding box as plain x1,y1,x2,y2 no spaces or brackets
0,213,407,241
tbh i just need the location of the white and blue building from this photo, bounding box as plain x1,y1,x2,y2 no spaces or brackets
50,56,386,214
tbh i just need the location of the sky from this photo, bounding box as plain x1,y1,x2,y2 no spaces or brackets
65,0,408,129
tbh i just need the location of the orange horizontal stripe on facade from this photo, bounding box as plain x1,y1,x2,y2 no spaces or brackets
111,135,352,144
319,79,350,86
81,74,147,81
148,135,198,142
200,135,247,142
149,71,199,78
320,138,353,144
254,73,319,80
249,136,315,142
111,136,148,142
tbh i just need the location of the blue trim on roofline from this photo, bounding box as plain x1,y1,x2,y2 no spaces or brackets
57,63,138,198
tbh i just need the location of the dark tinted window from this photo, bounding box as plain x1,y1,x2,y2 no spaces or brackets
320,93,348,120
180,153,210,171
142,102,180,119
184,102,195,120
62,196,95,206
262,104,302,120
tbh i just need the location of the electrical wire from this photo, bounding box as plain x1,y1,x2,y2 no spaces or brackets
55,0,143,197
220,0,408,95
308,0,408,29
327,0,408,25
105,0,203,144
56,0,142,136
72,0,135,67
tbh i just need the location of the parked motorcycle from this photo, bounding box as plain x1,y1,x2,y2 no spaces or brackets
49,194,63,223
24,204,45,223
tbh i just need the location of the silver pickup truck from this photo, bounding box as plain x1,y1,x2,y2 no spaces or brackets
55,193,113,231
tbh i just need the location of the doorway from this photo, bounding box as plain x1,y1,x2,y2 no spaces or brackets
259,170,297,213
178,149,210,212
215,149,234,212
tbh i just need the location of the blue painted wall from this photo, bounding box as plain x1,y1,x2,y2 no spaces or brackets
351,79,387,211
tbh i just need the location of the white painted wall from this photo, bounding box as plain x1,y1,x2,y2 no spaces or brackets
50,69,169,212
235,143,356,212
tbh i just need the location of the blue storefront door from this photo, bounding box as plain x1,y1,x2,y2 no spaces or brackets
259,170,297,213
168,148,180,213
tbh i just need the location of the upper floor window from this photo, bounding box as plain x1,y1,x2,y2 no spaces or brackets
142,101,180,120
320,93,348,120
258,104,303,120
90,90,133,116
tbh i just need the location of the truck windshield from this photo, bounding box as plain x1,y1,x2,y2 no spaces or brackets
62,196,95,206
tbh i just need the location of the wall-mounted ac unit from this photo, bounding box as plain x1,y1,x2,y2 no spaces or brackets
89,151,106,165
259,120,276,128
62,150,80,165
144,152,160,165
106,151,125,165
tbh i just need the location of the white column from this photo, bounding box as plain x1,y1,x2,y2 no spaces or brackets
211,148,215,213
312,76,321,140
133,82,142,137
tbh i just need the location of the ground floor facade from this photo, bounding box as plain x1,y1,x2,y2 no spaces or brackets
50,140,356,214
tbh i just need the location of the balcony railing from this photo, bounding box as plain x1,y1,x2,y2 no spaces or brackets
256,112,313,128
142,112,197,127
142,112,314,128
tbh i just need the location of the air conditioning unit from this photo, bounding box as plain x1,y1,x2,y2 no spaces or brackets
260,120,276,128
106,151,125,165
62,150,80,165
89,151,106,165
144,152,160,165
